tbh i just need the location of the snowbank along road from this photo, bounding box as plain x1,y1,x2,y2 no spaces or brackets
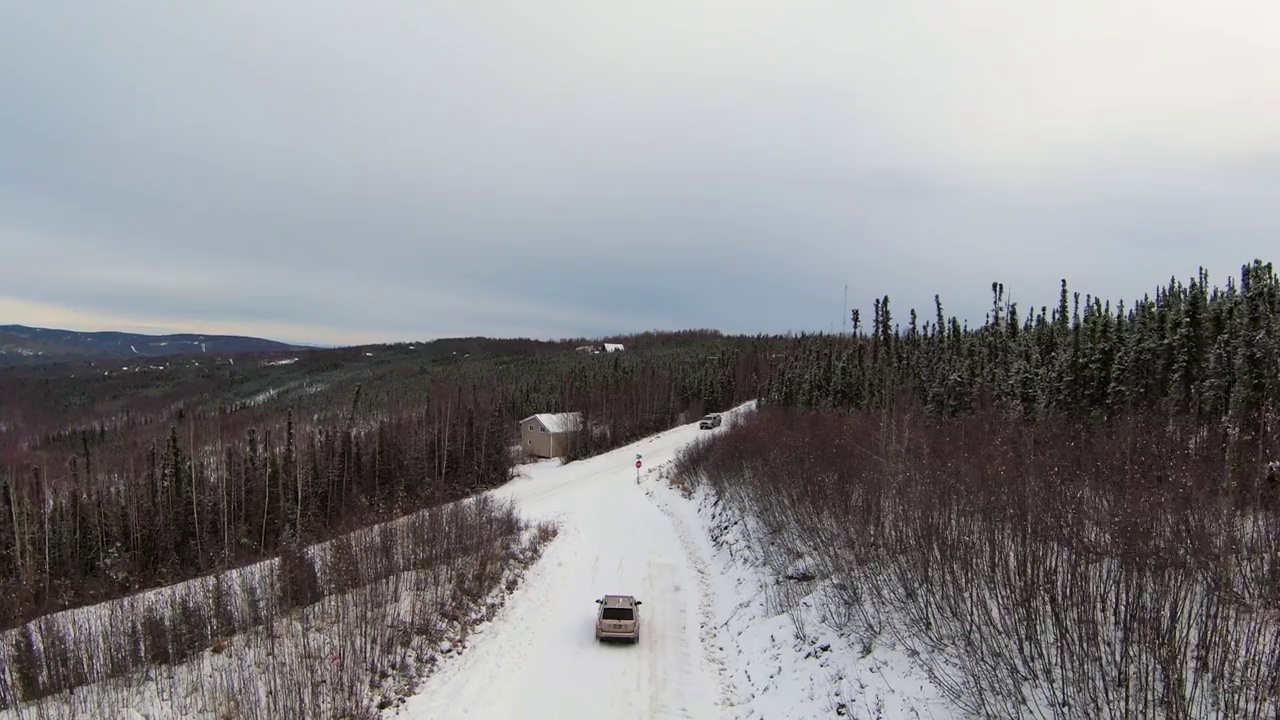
393,408,748,720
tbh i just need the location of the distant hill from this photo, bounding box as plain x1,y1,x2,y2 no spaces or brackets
0,324,304,366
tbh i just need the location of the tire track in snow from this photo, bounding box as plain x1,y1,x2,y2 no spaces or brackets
645,556,703,719
643,466,734,712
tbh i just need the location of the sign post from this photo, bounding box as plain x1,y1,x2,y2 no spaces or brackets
635,454,642,483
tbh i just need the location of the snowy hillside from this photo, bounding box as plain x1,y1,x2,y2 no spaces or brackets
0,504,556,719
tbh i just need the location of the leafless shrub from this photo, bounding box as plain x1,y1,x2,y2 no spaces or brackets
675,401,1280,719
326,534,362,595
108,613,144,677
672,435,715,483
277,539,323,612
171,593,212,664
241,574,267,628
141,604,172,665
532,521,559,549
8,624,42,703
209,572,237,639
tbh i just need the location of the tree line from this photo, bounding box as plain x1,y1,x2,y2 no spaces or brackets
762,259,1278,471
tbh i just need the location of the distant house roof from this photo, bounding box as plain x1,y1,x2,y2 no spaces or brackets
520,412,584,433
603,343,624,352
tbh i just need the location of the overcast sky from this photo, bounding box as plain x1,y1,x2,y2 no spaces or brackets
2,1,1278,346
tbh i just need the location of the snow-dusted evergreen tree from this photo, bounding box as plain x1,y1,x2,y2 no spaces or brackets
759,258,1278,435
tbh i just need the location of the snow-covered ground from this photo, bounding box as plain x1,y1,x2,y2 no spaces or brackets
390,401,964,719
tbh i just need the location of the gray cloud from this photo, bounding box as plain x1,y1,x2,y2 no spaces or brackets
2,0,1278,345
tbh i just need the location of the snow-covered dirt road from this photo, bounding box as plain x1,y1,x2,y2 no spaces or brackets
392,412,739,720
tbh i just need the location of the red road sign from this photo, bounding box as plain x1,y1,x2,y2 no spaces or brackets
635,460,642,468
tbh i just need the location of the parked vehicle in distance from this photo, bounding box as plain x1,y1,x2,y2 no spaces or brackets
595,594,642,643
699,413,722,429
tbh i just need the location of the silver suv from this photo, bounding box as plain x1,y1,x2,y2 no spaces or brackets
595,594,642,643
699,413,722,429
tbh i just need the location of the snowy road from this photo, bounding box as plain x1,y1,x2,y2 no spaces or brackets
394,412,741,720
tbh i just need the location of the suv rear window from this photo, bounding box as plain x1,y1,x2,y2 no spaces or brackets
602,607,633,620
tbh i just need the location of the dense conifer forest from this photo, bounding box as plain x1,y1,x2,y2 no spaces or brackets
764,260,1279,433
0,331,759,629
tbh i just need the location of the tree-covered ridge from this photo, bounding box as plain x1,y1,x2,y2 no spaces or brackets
0,335,761,629
0,330,733,462
765,259,1279,431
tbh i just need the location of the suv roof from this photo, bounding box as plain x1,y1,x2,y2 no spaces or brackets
599,594,638,608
